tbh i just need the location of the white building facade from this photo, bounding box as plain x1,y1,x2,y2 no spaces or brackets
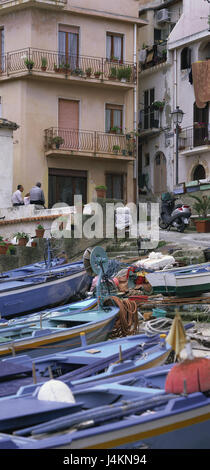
138,0,210,197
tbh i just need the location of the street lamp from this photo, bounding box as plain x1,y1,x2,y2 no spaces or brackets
171,106,184,186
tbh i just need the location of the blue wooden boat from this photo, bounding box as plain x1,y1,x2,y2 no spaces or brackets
0,241,91,318
0,331,172,398
0,361,209,449
0,299,118,361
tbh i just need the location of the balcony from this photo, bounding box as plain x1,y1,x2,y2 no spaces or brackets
138,107,161,137
44,128,136,161
0,48,136,86
178,125,210,155
139,41,167,72
0,0,66,10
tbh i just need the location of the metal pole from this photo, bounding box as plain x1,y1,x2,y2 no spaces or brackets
176,122,179,186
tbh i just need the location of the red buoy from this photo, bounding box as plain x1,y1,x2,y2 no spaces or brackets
165,358,210,394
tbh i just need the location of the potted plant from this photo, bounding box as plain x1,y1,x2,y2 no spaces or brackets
162,49,167,60
35,224,45,238
204,137,210,145
54,63,61,73
24,58,35,70
86,67,92,77
52,136,64,149
109,66,117,80
15,232,29,246
41,57,47,71
189,195,210,233
117,66,132,82
112,144,120,154
110,126,121,134
0,237,7,255
94,70,101,78
152,100,165,112
73,68,84,77
95,185,107,198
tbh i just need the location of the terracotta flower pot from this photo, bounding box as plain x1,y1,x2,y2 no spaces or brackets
18,238,28,246
31,241,37,247
96,189,106,198
36,229,45,238
194,219,210,233
0,245,8,254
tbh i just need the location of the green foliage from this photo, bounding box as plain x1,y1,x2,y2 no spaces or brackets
14,232,29,240
189,195,210,219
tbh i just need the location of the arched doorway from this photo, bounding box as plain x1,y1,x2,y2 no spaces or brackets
154,152,167,194
192,164,206,181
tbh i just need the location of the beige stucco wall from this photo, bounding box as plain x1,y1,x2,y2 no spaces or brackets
70,0,139,18
0,4,137,206
0,127,14,207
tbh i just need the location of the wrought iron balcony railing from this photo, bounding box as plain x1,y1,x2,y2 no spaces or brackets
44,128,136,157
178,125,210,150
140,41,167,72
0,48,136,84
139,107,160,131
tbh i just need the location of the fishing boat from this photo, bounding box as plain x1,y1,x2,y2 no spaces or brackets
145,261,210,296
0,331,173,397
0,247,125,361
0,358,209,449
0,241,91,318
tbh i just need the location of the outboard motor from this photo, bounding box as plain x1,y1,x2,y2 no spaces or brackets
159,192,191,232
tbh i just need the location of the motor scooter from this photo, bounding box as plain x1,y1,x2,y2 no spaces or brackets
159,194,191,232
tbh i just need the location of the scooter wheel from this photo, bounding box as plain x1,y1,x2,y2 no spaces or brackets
177,220,186,232
159,218,168,230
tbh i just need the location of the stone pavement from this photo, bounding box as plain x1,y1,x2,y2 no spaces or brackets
159,228,210,248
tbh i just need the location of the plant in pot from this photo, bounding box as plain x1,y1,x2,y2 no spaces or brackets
36,224,45,238
117,66,132,82
7,244,16,255
94,70,101,78
109,66,117,80
152,100,165,112
41,57,47,71
15,232,29,246
52,136,64,149
110,126,121,134
95,185,107,199
24,58,35,71
0,237,7,255
86,67,92,77
112,144,121,154
189,195,210,233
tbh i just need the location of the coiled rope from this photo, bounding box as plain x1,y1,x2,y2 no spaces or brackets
103,296,139,338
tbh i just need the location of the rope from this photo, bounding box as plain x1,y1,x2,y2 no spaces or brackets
103,296,139,338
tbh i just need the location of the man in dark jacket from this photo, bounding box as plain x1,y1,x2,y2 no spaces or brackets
30,182,45,206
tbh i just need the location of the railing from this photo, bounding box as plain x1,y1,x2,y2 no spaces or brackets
139,107,160,131
0,48,136,84
178,125,210,150
44,128,135,157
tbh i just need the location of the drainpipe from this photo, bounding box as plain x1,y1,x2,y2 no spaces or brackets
133,23,138,204
173,48,178,186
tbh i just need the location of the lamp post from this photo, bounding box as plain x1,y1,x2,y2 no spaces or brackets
171,106,184,186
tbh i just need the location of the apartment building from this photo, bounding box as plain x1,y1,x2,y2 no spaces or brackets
138,0,210,196
0,0,146,207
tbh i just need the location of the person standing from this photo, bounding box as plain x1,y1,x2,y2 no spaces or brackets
11,185,24,206
29,182,45,207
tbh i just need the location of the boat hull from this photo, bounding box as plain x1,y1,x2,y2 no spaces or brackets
0,270,91,318
146,269,210,296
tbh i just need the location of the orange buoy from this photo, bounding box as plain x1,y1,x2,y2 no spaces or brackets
165,358,210,394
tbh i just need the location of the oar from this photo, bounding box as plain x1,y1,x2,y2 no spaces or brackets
14,392,176,437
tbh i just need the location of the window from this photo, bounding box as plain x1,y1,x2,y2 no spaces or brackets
105,104,123,133
193,165,206,181
143,88,157,129
181,47,191,70
48,168,87,208
154,29,162,43
193,102,208,147
106,33,123,62
106,173,125,200
59,25,79,69
0,97,1,117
